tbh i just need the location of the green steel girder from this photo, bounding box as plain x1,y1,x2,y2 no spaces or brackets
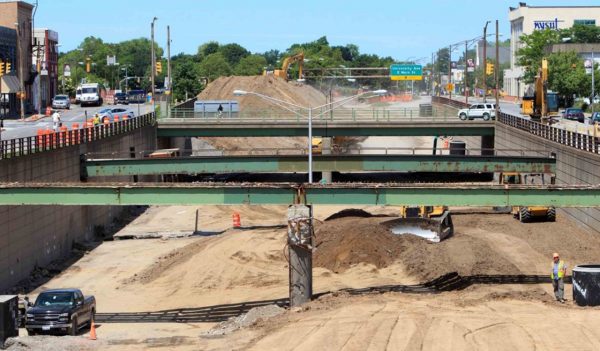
156,121,495,137
0,183,597,207
84,155,556,177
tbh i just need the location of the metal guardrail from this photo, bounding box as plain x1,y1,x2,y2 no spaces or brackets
433,96,600,154
0,113,156,160
169,107,453,121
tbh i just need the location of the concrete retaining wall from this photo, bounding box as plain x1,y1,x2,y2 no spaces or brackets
0,125,157,292
495,123,600,233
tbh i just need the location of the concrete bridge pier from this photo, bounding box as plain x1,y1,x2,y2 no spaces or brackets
321,137,333,183
481,135,495,156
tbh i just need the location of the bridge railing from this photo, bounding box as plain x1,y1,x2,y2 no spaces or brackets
433,95,600,154
169,107,457,121
0,113,156,160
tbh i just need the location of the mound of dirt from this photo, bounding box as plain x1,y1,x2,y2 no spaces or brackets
313,216,519,280
324,208,376,221
198,75,326,110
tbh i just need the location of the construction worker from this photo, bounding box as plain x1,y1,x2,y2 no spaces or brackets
93,114,101,126
51,110,61,132
551,252,567,303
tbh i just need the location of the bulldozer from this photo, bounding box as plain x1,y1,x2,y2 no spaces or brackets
521,58,559,121
387,206,454,243
499,172,556,223
267,52,304,81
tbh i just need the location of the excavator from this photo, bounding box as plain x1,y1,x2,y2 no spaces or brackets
521,58,559,121
267,52,304,81
499,172,556,223
387,206,454,243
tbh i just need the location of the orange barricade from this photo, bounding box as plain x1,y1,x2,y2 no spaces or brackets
59,126,68,146
122,115,129,121
113,115,119,122
86,121,94,141
36,129,44,149
103,117,109,125
72,123,80,144
232,213,241,228
44,128,53,148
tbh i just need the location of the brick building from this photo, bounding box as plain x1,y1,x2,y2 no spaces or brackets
0,1,33,116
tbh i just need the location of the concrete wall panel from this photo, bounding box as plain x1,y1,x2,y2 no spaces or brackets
0,125,156,292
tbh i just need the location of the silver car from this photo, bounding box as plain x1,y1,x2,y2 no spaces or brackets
52,95,71,109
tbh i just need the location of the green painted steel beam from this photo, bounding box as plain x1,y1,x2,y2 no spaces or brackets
0,183,597,207
84,155,556,177
156,120,494,137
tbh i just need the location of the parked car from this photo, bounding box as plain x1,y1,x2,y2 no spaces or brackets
589,112,600,124
25,289,96,336
457,103,498,121
562,108,585,123
51,95,70,109
114,92,129,105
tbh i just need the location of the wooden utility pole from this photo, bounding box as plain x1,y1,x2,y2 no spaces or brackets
448,45,452,99
483,21,490,102
465,40,468,104
495,20,500,116
167,25,171,117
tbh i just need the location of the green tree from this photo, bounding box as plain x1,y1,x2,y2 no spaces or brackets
262,49,280,66
560,24,600,43
547,51,590,100
219,43,250,66
516,29,561,83
198,53,232,81
171,54,203,101
197,41,220,60
234,54,267,75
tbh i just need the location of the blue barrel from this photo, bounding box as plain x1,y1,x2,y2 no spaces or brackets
572,265,600,306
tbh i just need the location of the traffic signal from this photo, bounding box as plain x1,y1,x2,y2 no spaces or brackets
486,63,494,75
0,61,5,76
86,57,91,73
156,61,162,74
6,62,11,73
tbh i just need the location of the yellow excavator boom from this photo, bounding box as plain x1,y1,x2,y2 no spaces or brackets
274,53,304,81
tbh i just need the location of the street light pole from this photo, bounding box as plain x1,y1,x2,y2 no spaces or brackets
448,45,452,99
15,22,24,120
495,19,500,116
150,17,157,102
483,20,490,102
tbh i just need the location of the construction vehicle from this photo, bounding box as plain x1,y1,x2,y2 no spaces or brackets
521,58,559,121
311,137,322,154
272,53,304,81
387,206,454,242
499,172,556,223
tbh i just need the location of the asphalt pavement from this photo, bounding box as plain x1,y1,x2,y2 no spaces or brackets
1,103,154,140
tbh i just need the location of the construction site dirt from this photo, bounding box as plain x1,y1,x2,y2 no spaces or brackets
7,204,600,351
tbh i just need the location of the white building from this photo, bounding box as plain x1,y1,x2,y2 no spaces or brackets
504,3,600,98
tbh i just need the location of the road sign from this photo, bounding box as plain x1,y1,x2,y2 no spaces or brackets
390,64,423,81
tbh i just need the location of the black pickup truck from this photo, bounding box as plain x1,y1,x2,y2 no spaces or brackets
25,289,96,335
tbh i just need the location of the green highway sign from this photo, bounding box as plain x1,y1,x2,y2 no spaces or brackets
390,64,423,81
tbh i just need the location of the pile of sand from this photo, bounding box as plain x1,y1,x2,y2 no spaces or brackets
313,214,519,280
198,75,326,110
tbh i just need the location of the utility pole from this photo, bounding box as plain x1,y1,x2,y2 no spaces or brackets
150,17,157,102
465,40,468,104
431,52,435,95
15,22,24,120
592,51,595,114
483,21,490,102
495,20,500,117
167,25,171,117
448,45,452,99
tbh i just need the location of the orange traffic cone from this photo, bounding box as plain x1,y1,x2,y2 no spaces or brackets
232,212,241,228
89,319,97,340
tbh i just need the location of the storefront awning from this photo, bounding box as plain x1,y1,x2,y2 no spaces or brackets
1,74,20,93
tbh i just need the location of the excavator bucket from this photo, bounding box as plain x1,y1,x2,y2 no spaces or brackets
384,210,454,243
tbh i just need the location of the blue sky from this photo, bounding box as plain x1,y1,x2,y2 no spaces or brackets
34,0,600,61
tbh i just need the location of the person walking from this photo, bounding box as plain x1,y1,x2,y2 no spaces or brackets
551,252,567,303
51,110,61,132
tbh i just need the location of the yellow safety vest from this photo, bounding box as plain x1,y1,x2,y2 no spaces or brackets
551,261,565,279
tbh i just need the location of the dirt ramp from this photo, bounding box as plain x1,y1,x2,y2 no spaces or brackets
314,216,519,280
198,75,326,110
